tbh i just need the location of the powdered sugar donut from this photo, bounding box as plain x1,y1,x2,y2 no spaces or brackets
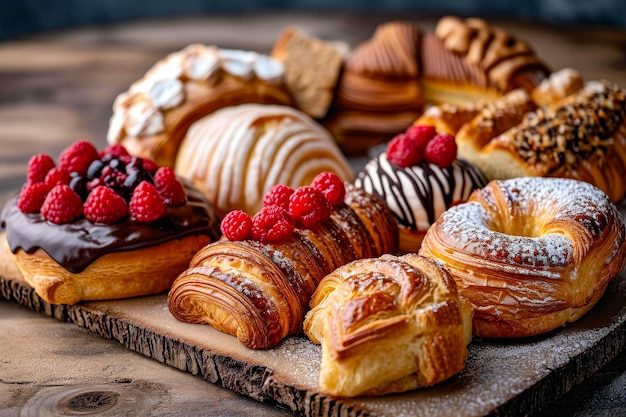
419,177,626,338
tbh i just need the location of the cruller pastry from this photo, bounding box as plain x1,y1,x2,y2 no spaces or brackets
419,177,626,338
304,253,473,397
167,182,398,349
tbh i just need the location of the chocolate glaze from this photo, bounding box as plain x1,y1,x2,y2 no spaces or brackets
1,180,221,273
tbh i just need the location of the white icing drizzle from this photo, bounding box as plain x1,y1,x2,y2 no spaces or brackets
107,44,286,145
354,152,487,231
174,104,353,216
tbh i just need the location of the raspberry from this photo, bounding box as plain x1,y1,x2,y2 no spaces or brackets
17,182,50,213
41,184,83,224
424,133,458,168
251,205,295,244
141,158,159,174
100,144,130,159
100,165,127,190
288,186,332,229
153,167,186,205
83,186,128,224
310,172,345,206
129,181,167,223
386,133,424,167
220,210,253,241
58,140,100,176
44,167,71,187
263,184,294,210
27,154,56,183
405,125,437,150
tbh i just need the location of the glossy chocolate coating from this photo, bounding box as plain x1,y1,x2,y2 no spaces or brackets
1,180,221,273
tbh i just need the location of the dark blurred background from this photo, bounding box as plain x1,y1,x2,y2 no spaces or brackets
1,0,625,40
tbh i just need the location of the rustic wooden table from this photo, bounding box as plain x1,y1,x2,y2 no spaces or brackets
0,12,625,416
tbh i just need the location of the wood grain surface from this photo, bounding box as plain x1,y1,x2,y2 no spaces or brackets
1,11,626,417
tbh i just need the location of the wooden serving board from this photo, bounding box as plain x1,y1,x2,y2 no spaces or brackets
1,246,625,417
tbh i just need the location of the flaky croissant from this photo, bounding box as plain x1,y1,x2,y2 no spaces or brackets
304,253,473,397
167,184,398,349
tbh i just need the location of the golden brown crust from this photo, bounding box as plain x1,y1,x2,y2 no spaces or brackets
419,177,626,338
12,234,211,305
456,88,536,150
474,80,626,202
428,16,550,94
530,68,584,106
304,253,472,397
167,186,399,349
327,21,423,154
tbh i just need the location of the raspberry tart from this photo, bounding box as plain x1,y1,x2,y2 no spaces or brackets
1,140,220,305
355,125,487,253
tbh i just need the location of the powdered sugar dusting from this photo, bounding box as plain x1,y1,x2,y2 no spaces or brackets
435,177,620,270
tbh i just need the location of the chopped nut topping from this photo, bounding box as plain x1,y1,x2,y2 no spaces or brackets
512,80,626,171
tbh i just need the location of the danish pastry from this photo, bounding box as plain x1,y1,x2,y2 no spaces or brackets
457,80,626,202
107,44,293,167
1,141,220,305
304,253,473,397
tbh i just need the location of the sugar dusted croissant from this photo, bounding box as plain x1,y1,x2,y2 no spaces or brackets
167,184,398,349
304,253,473,397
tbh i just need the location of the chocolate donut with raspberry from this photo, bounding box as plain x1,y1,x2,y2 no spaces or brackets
1,140,220,305
355,125,488,253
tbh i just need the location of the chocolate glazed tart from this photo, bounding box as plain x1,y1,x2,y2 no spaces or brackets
0,180,221,305
1,180,220,273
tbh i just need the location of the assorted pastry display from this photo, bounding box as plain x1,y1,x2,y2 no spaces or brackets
167,173,398,349
1,140,220,305
354,124,487,253
324,16,550,154
2,14,626,400
419,177,626,338
304,253,473,397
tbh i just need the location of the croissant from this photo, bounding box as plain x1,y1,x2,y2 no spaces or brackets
167,184,398,349
303,253,473,397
